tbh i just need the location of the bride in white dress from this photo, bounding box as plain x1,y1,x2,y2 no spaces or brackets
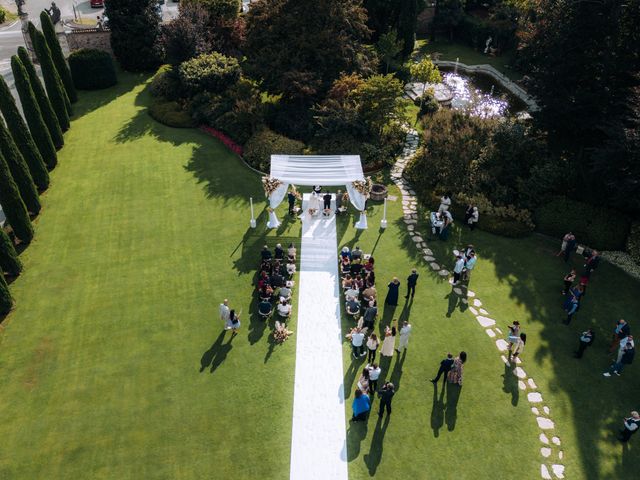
307,191,320,220
380,320,397,357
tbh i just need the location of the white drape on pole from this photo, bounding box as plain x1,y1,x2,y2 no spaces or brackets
267,182,289,229
346,183,368,230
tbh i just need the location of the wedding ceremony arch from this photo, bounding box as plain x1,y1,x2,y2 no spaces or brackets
264,155,369,229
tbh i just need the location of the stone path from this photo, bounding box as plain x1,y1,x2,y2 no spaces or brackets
391,129,566,479
289,194,348,480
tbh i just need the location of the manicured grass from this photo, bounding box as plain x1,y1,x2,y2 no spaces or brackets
0,74,300,479
415,38,522,81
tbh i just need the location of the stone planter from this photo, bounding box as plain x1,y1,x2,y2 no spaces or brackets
369,183,388,201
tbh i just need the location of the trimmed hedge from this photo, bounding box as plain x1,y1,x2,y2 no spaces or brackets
627,222,640,265
68,49,118,90
178,52,241,95
11,55,57,169
0,149,34,243
0,270,13,315
244,128,305,172
40,11,77,103
148,99,196,128
181,0,240,19
18,47,64,150
0,75,50,190
0,228,22,276
31,24,71,130
534,197,631,250
0,117,41,215
150,65,180,99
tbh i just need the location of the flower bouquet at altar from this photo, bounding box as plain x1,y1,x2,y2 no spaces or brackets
351,177,373,197
274,320,294,343
262,176,283,197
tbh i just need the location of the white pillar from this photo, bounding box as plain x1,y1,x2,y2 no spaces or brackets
249,197,256,228
380,198,388,229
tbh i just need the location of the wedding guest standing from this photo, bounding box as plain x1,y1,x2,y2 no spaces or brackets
603,342,635,377
323,191,332,210
378,382,395,417
405,268,419,299
380,321,397,357
508,333,526,361
351,389,370,421
385,277,400,306
430,353,454,384
363,304,378,331
557,232,574,257
350,327,366,359
335,189,344,214
564,233,577,262
396,321,412,353
452,254,465,285
367,334,380,362
287,188,297,215
610,319,631,353
574,329,595,358
468,206,479,230
464,251,477,282
438,193,452,213
447,352,467,386
367,363,381,393
219,299,230,325
357,368,370,394
225,309,241,334
619,411,640,442
562,269,576,295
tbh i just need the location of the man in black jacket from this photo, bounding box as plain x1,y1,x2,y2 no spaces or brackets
378,382,395,417
430,353,454,384
405,268,419,299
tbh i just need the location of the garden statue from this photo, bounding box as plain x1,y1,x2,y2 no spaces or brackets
15,0,25,16
484,36,492,54
45,1,61,25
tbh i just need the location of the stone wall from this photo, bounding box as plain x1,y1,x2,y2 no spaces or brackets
64,29,113,57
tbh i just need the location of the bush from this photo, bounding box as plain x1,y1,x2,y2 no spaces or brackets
626,222,640,265
150,65,181,99
40,11,77,103
189,92,233,125
0,148,34,243
0,228,22,276
418,90,440,116
181,0,240,19
0,7,7,24
0,270,13,315
454,192,534,237
179,52,241,95
68,49,118,90
535,197,631,250
244,128,305,172
148,99,196,128
213,110,255,145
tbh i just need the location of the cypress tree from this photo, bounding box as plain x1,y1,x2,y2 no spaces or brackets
0,149,34,243
0,228,22,276
397,0,418,59
11,55,57,169
0,75,50,190
40,11,78,103
0,117,41,215
18,46,64,150
0,271,13,315
29,23,71,128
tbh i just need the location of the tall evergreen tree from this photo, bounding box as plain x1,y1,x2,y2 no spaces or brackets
0,149,34,243
11,55,57,169
0,271,13,315
0,117,41,215
105,0,162,72
18,46,64,150
40,11,77,103
0,76,50,190
0,227,22,276
397,0,418,59
29,23,71,130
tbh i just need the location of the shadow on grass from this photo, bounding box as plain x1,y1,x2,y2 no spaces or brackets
502,362,519,406
363,414,391,476
430,381,446,437
199,330,236,373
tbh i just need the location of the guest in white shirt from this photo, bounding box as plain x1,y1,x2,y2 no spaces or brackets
279,285,292,302
438,193,452,213
452,255,465,284
396,321,412,353
219,299,230,324
277,300,292,318
350,327,365,358
367,363,381,392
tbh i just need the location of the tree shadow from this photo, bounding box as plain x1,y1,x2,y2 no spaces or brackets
72,71,143,120
445,382,461,431
363,414,391,476
199,331,235,373
430,381,446,437
502,362,520,406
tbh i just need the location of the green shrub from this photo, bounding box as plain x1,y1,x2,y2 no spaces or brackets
0,7,7,24
18,47,64,150
0,148,34,243
0,116,41,215
213,110,254,145
626,222,640,265
181,0,240,19
150,65,181,99
40,11,77,103
148,99,196,128
0,228,22,276
68,49,118,90
0,74,50,191
189,92,233,125
244,128,305,172
0,270,13,315
179,52,241,95
418,90,440,116
534,197,631,250
11,55,57,169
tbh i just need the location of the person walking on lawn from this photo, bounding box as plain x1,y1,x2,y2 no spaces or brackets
564,233,577,262
367,363,381,394
378,382,395,417
603,342,635,377
619,411,640,442
219,299,230,325
405,268,419,299
610,319,631,353
396,321,412,353
562,269,576,295
430,353,454,384
574,329,595,358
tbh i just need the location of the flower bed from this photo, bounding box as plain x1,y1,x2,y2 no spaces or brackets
200,126,244,156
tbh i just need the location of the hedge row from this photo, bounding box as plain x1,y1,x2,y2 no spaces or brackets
68,49,117,90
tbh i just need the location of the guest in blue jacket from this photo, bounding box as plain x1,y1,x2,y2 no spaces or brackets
351,388,370,421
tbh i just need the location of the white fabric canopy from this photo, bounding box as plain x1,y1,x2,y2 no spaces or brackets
267,155,368,229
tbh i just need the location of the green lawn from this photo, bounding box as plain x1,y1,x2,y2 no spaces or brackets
0,73,638,479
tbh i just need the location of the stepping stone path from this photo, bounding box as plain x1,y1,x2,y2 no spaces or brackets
391,127,566,479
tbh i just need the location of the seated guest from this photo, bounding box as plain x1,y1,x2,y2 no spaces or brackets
364,256,375,272
260,260,272,275
431,212,444,237
350,262,363,276
277,299,292,318
259,284,273,300
365,270,375,287
351,389,370,422
342,274,354,290
340,246,351,260
341,256,351,274
286,262,296,276
288,243,297,261
362,285,377,302
274,243,284,260
258,299,273,316
357,368,370,394
354,274,364,291
346,298,361,316
261,245,272,261
279,285,292,302
271,271,284,288
257,271,270,289
345,287,360,302
351,246,363,263
273,260,286,276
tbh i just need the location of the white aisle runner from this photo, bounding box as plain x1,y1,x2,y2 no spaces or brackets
290,194,348,480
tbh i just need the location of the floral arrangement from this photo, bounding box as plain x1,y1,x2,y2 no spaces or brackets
200,126,244,156
262,176,283,197
274,320,294,343
351,176,373,196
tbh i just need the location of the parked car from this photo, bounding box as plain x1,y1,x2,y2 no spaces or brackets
90,0,104,7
